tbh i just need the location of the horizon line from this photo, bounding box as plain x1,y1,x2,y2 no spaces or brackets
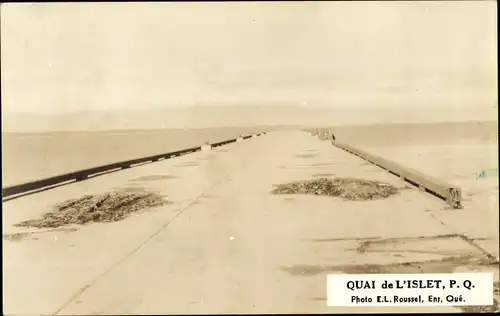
4,103,496,115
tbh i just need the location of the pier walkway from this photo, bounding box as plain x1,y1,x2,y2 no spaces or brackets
3,130,498,314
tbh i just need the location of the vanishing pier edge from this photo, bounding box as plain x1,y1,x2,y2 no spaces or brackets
2,133,266,200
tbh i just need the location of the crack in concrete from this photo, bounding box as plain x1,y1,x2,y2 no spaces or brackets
52,170,237,316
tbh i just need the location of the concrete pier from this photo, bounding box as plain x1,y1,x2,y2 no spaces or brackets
3,130,498,315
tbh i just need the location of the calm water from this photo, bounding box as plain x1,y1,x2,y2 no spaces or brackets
359,143,499,220
358,143,498,191
1,127,267,186
2,122,497,188
327,120,498,212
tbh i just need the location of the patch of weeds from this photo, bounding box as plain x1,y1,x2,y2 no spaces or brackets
271,177,399,201
15,191,168,228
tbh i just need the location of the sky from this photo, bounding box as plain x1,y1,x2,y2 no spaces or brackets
1,1,497,114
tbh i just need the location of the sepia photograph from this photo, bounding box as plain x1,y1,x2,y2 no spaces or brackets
1,1,498,314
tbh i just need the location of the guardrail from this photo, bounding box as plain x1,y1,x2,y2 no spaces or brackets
330,139,463,209
2,133,265,200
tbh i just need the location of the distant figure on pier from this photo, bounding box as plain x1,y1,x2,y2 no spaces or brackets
329,128,336,141
201,141,211,151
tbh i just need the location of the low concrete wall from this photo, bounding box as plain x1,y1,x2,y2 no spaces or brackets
331,140,463,209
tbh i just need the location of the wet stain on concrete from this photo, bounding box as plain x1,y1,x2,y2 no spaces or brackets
358,241,478,257
202,195,221,199
294,154,317,159
303,236,384,243
175,162,199,167
310,163,337,167
3,227,79,242
3,232,31,242
359,162,375,166
305,234,495,260
278,165,310,169
196,156,213,161
309,296,327,302
281,256,496,276
130,175,177,182
112,186,149,193
312,173,335,177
